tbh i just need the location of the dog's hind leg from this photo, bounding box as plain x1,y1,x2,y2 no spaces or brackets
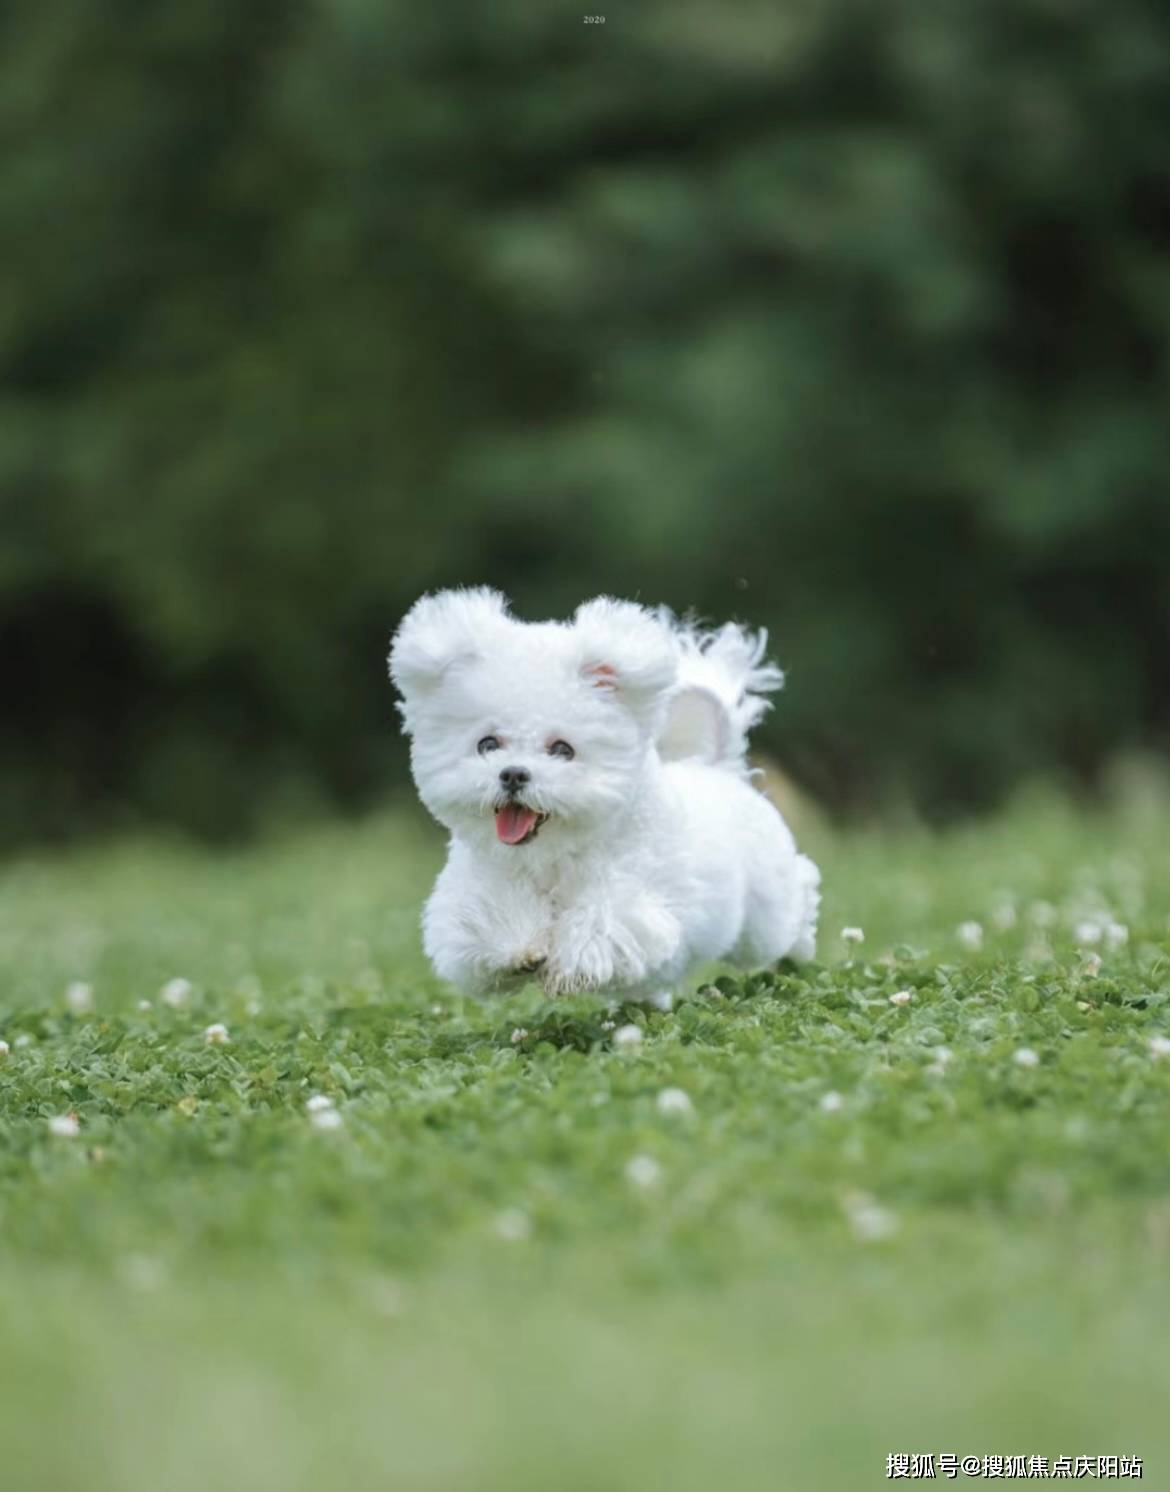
735,851,821,966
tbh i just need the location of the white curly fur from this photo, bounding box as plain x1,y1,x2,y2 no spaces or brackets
389,590,820,1002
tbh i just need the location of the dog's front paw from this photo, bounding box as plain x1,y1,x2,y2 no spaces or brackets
544,926,647,996
543,945,618,997
544,895,683,997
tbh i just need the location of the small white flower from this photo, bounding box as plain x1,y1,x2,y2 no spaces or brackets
48,1113,80,1138
1074,920,1102,946
0,1039,8,1059
925,1046,952,1077
840,926,865,946
493,1208,531,1242
1104,920,1129,951
819,1090,844,1113
888,990,912,1007
305,1094,334,1114
1081,952,1103,977
957,921,984,952
310,1107,343,1131
600,1019,615,1032
842,1192,898,1242
1013,1047,1040,1069
13,1033,32,1048
1148,1035,1170,1060
612,1024,643,1049
137,1000,152,1012
991,902,1018,931
160,978,192,1008
625,1154,661,1189
66,981,94,1014
656,1087,694,1116
509,1027,529,1045
368,1276,405,1319
203,1022,230,1045
121,1254,167,1292
851,1204,898,1242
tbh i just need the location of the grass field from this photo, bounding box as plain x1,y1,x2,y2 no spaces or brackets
2,776,1169,1490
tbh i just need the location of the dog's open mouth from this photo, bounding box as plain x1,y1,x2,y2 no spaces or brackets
495,803,548,846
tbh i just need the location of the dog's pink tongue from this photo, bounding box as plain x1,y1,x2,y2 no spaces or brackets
496,804,539,845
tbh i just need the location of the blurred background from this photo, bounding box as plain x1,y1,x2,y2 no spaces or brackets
3,0,1170,847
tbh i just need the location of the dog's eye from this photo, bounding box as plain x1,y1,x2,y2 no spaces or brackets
477,735,501,755
548,739,575,760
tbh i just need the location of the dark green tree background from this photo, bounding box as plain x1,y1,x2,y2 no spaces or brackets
3,0,1170,841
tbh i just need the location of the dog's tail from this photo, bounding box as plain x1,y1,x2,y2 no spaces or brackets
656,614,785,772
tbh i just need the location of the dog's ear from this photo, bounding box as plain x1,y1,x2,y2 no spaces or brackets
657,685,730,764
389,588,510,700
573,597,678,729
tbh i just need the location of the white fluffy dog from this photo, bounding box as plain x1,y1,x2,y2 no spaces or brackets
389,589,820,1003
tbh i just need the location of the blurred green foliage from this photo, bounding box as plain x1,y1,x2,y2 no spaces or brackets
2,0,1170,841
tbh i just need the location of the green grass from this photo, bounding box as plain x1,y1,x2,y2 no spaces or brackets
2,779,1170,1490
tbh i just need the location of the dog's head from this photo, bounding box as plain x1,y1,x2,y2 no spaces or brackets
389,589,678,852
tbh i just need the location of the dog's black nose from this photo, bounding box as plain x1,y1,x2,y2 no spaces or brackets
499,765,530,793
